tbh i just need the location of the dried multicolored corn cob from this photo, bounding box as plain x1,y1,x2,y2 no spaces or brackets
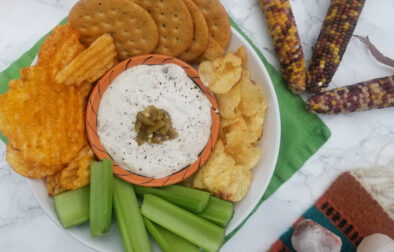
259,0,306,93
307,0,366,93
307,75,394,114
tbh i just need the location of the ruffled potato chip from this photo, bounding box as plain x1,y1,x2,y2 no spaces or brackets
46,146,95,196
216,83,241,119
59,146,95,190
199,52,242,94
239,70,266,117
56,33,117,86
0,24,90,179
213,165,252,202
46,172,67,196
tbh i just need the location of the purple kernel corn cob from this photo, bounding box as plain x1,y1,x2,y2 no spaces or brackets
307,0,366,93
307,75,394,114
259,0,306,93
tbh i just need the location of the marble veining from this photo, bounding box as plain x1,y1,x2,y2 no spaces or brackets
1,0,394,251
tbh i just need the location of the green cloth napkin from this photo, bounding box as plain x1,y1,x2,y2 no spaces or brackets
0,17,330,242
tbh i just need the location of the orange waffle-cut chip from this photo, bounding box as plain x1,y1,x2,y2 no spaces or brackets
46,146,95,196
0,24,91,178
46,172,68,197
56,33,117,86
59,146,95,190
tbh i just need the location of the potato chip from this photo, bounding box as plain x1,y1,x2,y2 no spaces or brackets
195,37,225,62
46,172,67,196
239,70,266,117
220,113,241,129
216,83,241,119
195,49,268,202
56,33,117,86
245,101,267,144
227,116,248,132
235,46,247,69
234,145,261,169
0,25,91,179
37,24,86,72
222,116,248,141
59,146,95,190
223,121,247,150
193,140,224,189
224,118,261,169
198,52,242,94
203,151,236,191
198,60,216,87
213,165,252,202
192,171,207,189
46,146,95,196
6,145,63,178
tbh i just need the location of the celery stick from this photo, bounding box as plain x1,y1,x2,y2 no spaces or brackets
134,184,210,213
113,177,151,252
141,194,224,252
90,159,113,237
143,217,200,252
54,186,89,228
198,196,234,227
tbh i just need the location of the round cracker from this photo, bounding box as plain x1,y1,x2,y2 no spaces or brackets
69,0,159,60
131,0,194,56
192,0,231,50
179,0,209,61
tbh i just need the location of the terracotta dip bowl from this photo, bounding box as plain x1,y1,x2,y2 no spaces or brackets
86,54,220,187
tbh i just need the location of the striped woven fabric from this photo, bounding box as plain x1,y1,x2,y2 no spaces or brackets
269,170,394,251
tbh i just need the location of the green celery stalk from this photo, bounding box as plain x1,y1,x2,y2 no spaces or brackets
134,184,210,213
198,196,234,227
90,159,113,237
54,186,89,228
113,177,151,252
141,194,224,252
143,217,200,252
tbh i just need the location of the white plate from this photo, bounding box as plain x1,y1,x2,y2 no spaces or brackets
25,27,281,251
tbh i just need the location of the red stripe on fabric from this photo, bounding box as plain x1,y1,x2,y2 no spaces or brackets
315,196,365,247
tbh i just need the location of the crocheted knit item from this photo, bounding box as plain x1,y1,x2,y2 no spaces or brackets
269,170,394,252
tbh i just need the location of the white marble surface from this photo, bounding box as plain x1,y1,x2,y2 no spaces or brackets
0,0,394,251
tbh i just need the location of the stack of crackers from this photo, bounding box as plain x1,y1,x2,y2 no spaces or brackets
69,0,231,62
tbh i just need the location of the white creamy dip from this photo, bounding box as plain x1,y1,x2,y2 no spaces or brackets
97,64,212,178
